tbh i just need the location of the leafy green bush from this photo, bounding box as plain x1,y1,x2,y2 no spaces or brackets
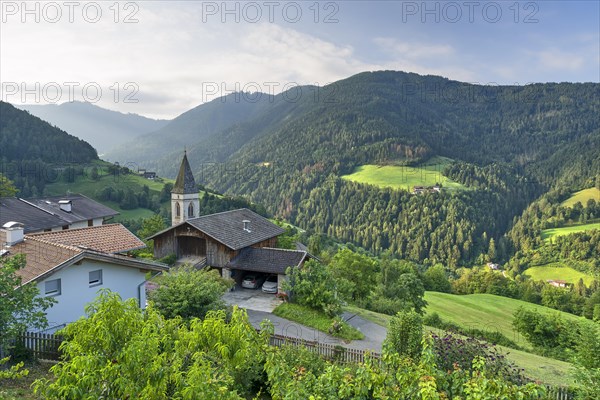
148,266,232,320
283,260,342,317
383,309,423,360
33,291,268,399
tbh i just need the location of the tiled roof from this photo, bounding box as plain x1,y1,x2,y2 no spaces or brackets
3,236,81,284
172,152,197,194
226,247,307,275
28,224,146,254
1,233,166,286
0,197,65,233
150,208,284,250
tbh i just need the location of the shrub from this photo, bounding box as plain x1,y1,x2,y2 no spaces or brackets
430,332,528,385
383,309,423,360
283,260,342,316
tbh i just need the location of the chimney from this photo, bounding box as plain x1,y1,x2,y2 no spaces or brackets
2,221,25,246
59,200,72,213
243,220,251,232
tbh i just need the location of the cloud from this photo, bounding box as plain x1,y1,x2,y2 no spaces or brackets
533,49,585,71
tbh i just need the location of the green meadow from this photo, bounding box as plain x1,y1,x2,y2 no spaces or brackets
541,221,600,242
423,292,584,350
345,293,578,386
341,156,466,191
560,187,600,208
524,264,596,286
44,163,173,220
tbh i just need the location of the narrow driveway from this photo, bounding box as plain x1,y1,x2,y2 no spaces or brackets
223,289,386,352
223,287,282,313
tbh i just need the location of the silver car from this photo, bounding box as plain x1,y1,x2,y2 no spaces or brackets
261,275,278,293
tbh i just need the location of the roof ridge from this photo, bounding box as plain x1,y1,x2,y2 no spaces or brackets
187,207,253,221
28,223,123,237
25,235,82,253
256,247,307,254
18,198,57,216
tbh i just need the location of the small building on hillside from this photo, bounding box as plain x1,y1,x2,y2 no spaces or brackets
487,262,501,270
150,152,310,292
412,185,441,194
1,222,168,332
547,279,569,288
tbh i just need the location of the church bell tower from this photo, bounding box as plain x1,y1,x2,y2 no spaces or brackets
171,151,200,226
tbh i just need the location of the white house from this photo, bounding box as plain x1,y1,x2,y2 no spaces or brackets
1,222,168,332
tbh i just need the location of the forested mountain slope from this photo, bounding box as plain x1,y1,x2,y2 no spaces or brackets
116,71,600,266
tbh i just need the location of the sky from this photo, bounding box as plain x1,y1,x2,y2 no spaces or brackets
1,1,599,119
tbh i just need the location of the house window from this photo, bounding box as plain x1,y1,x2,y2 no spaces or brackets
89,269,103,287
45,279,61,296
176,202,181,217
88,219,93,227
188,202,194,217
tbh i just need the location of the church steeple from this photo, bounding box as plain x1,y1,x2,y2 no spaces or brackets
172,150,197,194
171,151,200,226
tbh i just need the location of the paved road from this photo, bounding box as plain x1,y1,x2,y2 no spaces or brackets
223,288,386,352
244,309,385,352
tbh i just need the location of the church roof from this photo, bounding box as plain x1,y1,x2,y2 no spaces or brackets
172,152,197,194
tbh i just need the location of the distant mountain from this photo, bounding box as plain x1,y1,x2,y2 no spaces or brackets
17,101,169,154
116,71,598,266
103,92,290,170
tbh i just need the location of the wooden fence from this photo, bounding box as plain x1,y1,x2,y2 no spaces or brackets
268,332,382,364
544,385,575,400
18,331,63,361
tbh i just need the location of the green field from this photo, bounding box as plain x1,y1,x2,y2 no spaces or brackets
541,221,600,242
524,264,596,286
423,292,584,350
345,300,575,386
560,187,600,208
45,169,167,220
341,156,466,191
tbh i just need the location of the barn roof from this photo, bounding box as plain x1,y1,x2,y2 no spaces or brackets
148,208,285,250
226,247,308,275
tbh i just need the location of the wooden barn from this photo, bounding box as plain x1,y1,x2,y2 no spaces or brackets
149,152,309,290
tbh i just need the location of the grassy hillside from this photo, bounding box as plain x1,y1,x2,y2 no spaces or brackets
423,292,585,350
560,187,600,207
341,157,466,191
524,263,596,285
345,303,575,386
44,163,172,220
541,221,600,242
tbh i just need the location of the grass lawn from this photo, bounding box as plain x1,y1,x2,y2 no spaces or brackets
541,221,600,242
423,292,584,350
524,264,596,286
273,303,364,341
341,156,466,191
560,187,600,208
345,304,575,386
0,361,54,400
